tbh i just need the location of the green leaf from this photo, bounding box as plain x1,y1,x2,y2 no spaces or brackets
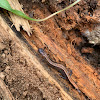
0,0,12,10
0,0,81,22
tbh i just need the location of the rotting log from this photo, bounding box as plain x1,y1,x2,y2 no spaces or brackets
23,25,100,100
0,15,73,100
0,0,100,99
20,3,100,99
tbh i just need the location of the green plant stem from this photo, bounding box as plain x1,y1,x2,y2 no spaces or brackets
34,0,81,21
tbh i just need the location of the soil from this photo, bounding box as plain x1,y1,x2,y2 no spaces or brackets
0,0,100,100
0,37,63,100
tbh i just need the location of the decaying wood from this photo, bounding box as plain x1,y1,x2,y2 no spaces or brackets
22,21,100,99
7,0,31,36
32,25,100,100
0,15,73,100
0,0,100,99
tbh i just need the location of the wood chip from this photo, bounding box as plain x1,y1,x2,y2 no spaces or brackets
7,0,31,36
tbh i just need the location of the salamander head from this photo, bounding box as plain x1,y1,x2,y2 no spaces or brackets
38,48,46,56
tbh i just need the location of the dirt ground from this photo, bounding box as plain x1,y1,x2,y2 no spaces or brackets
0,38,64,100
0,0,100,100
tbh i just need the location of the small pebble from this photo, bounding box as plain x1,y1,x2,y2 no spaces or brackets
0,72,5,80
1,53,6,58
0,43,5,50
4,66,10,73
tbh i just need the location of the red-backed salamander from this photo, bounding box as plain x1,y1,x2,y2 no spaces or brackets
38,48,81,93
